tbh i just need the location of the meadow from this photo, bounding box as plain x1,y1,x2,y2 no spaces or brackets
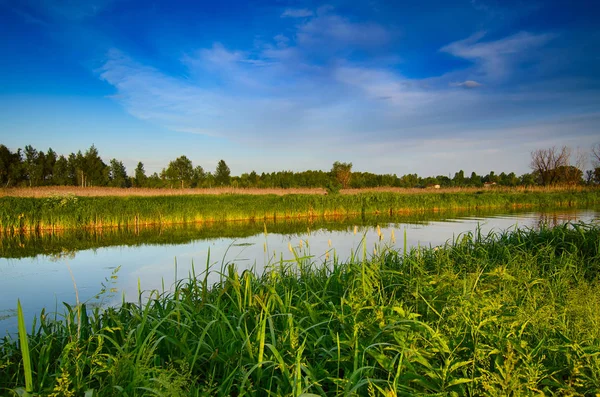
1,189,599,233
1,222,599,396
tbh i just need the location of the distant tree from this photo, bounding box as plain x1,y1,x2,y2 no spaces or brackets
108,159,130,188
555,165,583,185
85,145,108,187
469,171,482,187
249,171,259,187
24,145,43,186
0,145,24,187
215,160,231,186
331,161,352,189
191,165,206,188
530,146,571,185
53,155,70,185
592,143,600,184
165,155,194,188
134,162,147,187
69,152,84,186
44,148,57,184
520,173,536,186
452,170,465,186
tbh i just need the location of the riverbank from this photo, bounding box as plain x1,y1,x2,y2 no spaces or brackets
1,190,599,232
2,223,599,395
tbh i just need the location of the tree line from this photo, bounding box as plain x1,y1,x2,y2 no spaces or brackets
1,143,599,190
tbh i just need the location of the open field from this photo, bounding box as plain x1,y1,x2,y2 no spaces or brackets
1,190,599,232
0,185,595,198
2,223,599,395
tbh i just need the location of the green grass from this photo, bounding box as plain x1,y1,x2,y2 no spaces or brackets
3,206,589,259
1,190,599,232
1,222,600,396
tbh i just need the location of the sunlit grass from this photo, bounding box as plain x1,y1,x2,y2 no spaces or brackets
1,222,599,395
1,190,598,232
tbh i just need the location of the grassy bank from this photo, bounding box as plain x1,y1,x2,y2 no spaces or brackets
2,206,587,259
2,223,600,395
1,190,599,232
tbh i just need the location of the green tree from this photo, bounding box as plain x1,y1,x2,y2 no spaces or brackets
53,155,70,185
44,148,57,184
452,170,465,186
331,161,352,189
166,155,194,188
215,160,231,186
134,162,147,187
108,159,130,188
24,145,43,186
0,145,24,187
85,145,108,187
191,165,206,188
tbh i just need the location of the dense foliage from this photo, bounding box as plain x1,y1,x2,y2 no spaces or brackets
1,223,599,395
2,143,599,189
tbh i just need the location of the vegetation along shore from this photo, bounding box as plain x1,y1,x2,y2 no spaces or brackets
1,222,599,395
1,189,599,233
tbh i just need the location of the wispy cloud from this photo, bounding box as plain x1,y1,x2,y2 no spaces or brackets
281,8,313,18
296,12,390,49
96,8,598,174
450,80,482,89
441,31,556,81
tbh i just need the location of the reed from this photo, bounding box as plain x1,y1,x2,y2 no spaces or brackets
1,206,585,259
1,190,599,233
1,222,599,395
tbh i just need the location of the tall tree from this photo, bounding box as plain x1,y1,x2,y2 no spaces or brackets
24,145,44,187
191,165,206,188
0,145,24,187
53,155,70,185
44,148,57,184
592,143,600,184
85,145,108,186
108,159,130,188
331,161,352,188
134,162,147,187
165,155,194,188
530,146,571,185
215,160,231,186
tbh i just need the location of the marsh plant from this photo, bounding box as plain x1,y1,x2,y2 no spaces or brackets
1,190,599,232
1,223,600,395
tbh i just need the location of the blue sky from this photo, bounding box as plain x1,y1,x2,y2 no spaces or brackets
1,0,599,176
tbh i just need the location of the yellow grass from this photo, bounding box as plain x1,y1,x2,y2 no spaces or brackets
0,184,594,198
0,186,327,197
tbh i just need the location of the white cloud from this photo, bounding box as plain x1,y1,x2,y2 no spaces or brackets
441,31,556,81
97,14,599,175
281,8,313,18
450,80,482,89
295,13,390,49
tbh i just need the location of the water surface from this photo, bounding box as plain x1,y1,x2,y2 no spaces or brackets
1,207,598,334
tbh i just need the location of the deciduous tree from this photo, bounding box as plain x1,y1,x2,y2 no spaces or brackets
166,155,194,188
331,161,352,189
530,146,571,185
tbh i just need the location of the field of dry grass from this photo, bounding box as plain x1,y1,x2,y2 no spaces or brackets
0,186,327,197
0,184,593,198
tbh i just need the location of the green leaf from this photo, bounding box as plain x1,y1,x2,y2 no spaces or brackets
17,300,33,395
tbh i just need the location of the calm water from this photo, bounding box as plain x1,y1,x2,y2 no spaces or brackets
1,207,598,334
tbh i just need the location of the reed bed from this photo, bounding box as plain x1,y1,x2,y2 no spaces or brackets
0,186,327,198
1,190,599,233
0,185,594,198
1,223,599,396
0,207,589,260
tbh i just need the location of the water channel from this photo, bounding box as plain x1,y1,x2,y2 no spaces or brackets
1,207,598,335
